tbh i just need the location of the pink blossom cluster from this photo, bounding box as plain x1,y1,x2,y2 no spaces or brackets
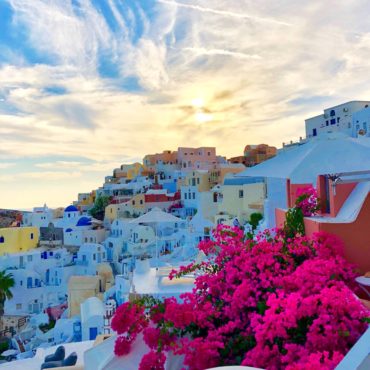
112,225,369,370
295,186,320,216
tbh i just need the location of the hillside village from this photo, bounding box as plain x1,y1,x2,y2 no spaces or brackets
1,100,370,369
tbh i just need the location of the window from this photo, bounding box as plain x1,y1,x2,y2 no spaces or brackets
348,122,351,128
326,120,329,126
239,190,244,198
93,253,96,261
197,178,200,184
0,236,4,243
16,304,22,310
330,109,335,116
140,200,143,205
192,192,196,199
330,119,336,125
337,117,340,123
184,193,187,199
27,255,32,262
313,128,317,136
208,152,211,156
132,200,135,205
30,233,34,240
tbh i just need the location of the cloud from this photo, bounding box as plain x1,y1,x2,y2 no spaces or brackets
0,163,15,169
179,47,261,60
157,0,292,26
2,0,370,209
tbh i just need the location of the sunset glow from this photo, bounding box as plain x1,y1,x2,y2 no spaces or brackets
1,1,370,208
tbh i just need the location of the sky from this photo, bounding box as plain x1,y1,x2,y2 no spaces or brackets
1,0,370,209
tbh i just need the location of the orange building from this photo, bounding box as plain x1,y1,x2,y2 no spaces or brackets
229,144,277,167
143,151,178,166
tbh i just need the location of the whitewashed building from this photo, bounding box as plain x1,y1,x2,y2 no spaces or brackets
80,297,105,341
305,101,370,139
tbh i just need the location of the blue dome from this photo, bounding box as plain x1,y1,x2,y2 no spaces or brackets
76,217,92,227
66,228,73,232
64,205,78,212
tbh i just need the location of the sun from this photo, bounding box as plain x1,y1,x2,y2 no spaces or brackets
191,97,213,123
191,98,204,108
195,112,213,123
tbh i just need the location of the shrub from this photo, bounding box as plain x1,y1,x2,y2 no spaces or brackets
112,225,368,370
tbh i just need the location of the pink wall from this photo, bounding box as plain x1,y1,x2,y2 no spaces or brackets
177,147,216,169
288,183,312,208
328,181,357,217
276,192,370,274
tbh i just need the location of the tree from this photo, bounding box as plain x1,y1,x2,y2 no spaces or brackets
0,271,14,317
249,212,263,231
89,195,111,221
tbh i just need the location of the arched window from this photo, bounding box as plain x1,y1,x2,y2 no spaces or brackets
0,236,4,243
330,109,335,116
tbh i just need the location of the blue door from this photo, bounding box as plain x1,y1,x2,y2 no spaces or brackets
89,327,98,340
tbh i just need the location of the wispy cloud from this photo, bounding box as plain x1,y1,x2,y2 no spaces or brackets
0,163,15,169
179,47,261,60
2,0,370,208
157,0,292,26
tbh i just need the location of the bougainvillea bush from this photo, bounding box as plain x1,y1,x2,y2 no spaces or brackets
111,224,369,370
284,185,320,238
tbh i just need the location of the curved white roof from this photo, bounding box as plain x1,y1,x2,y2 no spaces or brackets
129,207,182,224
237,134,370,184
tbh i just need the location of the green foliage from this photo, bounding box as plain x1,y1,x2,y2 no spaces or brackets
0,271,14,317
89,195,111,220
249,212,263,231
0,341,9,354
284,207,305,238
39,319,56,333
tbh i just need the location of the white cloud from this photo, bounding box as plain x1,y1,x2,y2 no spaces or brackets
0,163,15,169
2,0,370,209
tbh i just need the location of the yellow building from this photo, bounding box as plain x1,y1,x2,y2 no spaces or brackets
105,203,125,222
105,194,145,221
209,164,245,187
113,163,143,180
77,191,96,208
0,227,39,255
184,170,211,192
68,264,113,317
215,180,265,224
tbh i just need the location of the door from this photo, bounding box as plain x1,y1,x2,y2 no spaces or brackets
89,327,98,340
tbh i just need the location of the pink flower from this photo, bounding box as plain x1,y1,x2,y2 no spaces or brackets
138,350,166,370
114,335,133,356
112,226,369,370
